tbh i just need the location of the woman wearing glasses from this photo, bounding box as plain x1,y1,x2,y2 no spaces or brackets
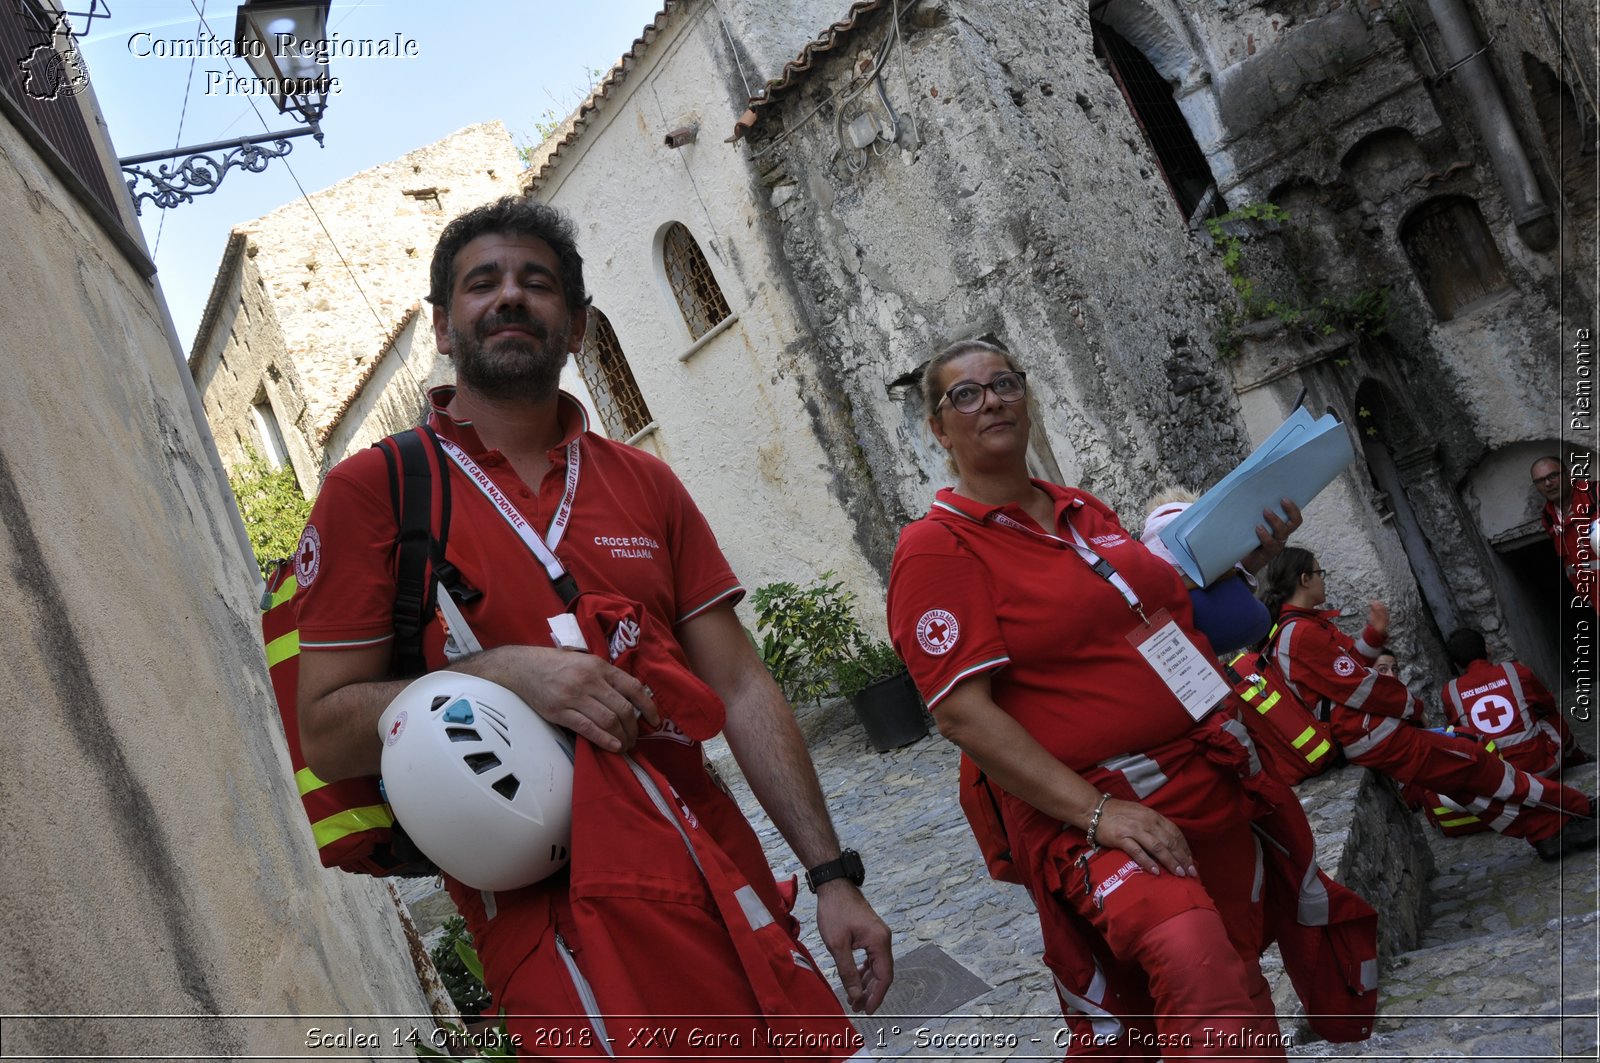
886,340,1361,1058
1261,547,1594,860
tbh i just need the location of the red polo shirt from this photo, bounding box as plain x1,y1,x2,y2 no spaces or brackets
1542,478,1597,603
296,387,742,661
887,482,1203,771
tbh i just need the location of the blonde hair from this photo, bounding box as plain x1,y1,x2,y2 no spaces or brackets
1145,486,1197,512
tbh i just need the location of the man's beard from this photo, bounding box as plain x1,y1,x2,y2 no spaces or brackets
449,307,571,402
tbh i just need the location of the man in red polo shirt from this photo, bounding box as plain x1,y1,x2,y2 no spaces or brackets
1532,454,1598,610
293,197,891,1056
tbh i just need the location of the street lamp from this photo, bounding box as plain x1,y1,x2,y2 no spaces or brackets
234,0,331,123
118,0,333,214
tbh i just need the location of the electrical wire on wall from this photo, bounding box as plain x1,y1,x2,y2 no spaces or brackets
747,0,922,164
831,2,906,171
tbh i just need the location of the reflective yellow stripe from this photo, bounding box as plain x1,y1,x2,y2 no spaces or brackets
310,804,395,848
269,574,298,609
1484,739,1497,754
1239,685,1259,703
295,766,328,797
1433,809,1482,828
1291,725,1318,749
1255,691,1281,714
1304,739,1332,763
265,630,300,668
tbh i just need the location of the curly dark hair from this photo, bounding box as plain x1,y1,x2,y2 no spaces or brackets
1261,546,1318,619
427,196,589,313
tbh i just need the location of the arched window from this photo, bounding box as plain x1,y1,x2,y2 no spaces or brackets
251,386,290,469
1400,196,1511,320
1523,54,1597,224
662,222,731,339
575,308,653,440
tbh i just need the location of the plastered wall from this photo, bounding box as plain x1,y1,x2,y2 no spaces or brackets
0,97,431,1059
534,2,889,616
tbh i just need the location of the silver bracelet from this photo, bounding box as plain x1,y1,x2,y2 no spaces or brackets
1084,792,1113,848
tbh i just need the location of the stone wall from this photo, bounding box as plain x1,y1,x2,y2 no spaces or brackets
192,122,526,485
747,0,1257,544
1,79,431,1059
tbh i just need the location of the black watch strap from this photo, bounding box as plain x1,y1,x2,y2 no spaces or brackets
804,848,865,892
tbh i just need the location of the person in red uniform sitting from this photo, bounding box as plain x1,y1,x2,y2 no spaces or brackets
1440,628,1590,776
888,339,1378,1060
1261,548,1596,860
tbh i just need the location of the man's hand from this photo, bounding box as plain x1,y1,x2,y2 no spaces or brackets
299,642,659,781
814,882,894,1014
1367,600,1390,639
489,645,659,753
1239,497,1304,574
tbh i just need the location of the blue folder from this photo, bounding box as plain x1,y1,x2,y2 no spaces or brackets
1159,407,1356,586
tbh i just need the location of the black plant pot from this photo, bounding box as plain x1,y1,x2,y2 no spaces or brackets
848,670,928,752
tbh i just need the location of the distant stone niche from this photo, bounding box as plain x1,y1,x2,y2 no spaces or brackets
1399,195,1512,321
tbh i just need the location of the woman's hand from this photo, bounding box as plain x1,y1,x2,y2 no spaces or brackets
1092,798,1198,878
1367,600,1390,639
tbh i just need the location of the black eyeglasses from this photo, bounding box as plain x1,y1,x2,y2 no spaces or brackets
937,371,1028,414
1308,569,1326,578
1533,472,1564,485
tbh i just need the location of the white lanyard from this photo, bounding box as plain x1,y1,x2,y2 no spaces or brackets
990,509,1148,622
436,435,580,581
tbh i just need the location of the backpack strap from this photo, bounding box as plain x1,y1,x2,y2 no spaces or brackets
383,429,437,677
380,426,484,676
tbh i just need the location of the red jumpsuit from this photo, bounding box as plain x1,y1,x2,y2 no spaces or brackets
1270,606,1591,840
1439,659,1585,777
297,389,862,1059
889,484,1375,1059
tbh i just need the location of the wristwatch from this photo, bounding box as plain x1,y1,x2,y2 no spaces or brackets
804,848,865,892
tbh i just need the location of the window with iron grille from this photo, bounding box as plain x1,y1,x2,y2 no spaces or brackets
576,308,654,440
0,2,120,221
662,222,732,339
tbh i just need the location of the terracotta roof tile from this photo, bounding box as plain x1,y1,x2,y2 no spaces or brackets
524,3,678,189
729,0,888,142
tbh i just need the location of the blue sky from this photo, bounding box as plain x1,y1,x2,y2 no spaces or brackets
78,1,666,346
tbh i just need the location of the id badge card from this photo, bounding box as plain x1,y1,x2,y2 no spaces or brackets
1125,608,1232,721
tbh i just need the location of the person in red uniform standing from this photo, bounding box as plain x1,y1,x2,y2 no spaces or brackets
295,197,892,1057
887,339,1377,1059
1439,628,1589,776
1261,548,1596,860
1532,455,1598,611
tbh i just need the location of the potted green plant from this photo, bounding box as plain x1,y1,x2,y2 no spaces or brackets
832,637,928,752
751,573,927,751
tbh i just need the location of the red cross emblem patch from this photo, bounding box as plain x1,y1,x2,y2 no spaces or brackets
1468,694,1517,735
293,524,322,588
916,609,959,656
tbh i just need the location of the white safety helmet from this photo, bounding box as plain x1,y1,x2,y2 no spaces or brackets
377,673,575,891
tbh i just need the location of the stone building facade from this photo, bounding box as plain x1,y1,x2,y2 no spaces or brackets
0,4,435,1057
197,0,1594,688
716,0,1594,686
